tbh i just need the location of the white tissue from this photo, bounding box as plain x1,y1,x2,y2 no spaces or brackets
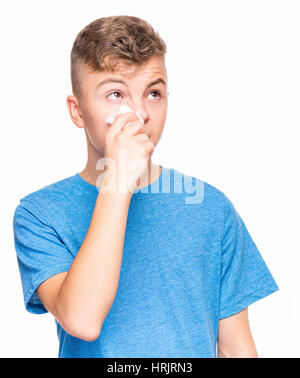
105,104,144,125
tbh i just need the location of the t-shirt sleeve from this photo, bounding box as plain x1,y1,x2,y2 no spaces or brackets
218,194,279,320
13,201,74,315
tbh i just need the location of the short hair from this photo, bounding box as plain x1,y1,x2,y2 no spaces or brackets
70,15,167,99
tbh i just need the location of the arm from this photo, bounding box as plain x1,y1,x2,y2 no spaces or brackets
37,186,132,341
36,110,153,342
217,308,258,358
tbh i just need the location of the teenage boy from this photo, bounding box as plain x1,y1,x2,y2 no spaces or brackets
13,15,279,358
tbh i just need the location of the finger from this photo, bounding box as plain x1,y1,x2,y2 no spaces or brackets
108,111,141,138
123,120,146,136
134,133,149,142
142,140,155,156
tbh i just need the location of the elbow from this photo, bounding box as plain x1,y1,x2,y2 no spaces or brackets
58,314,102,342
54,296,105,342
66,320,102,342
74,325,101,342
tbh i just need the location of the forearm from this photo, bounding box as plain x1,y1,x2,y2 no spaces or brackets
217,342,258,358
56,186,132,339
217,309,258,358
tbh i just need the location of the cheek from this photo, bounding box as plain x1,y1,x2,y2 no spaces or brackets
82,99,106,128
85,98,118,128
149,111,166,143
88,118,109,144
153,107,167,127
83,110,109,146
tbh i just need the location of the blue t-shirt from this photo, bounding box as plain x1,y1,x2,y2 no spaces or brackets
12,165,279,358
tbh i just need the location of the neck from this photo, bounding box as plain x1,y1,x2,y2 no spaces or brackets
79,152,161,190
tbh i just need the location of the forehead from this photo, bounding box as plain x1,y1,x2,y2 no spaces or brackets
84,55,167,83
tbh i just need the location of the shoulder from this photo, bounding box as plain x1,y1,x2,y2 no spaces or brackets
14,174,77,222
170,166,230,212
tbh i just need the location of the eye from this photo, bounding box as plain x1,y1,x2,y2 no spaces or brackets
107,91,122,100
107,89,162,100
149,90,161,99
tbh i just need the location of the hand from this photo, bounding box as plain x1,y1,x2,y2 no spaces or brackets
103,111,154,194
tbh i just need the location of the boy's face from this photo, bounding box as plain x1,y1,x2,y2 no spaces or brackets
67,55,168,157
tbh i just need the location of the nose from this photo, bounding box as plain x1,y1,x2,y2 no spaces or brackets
126,101,148,124
117,103,144,125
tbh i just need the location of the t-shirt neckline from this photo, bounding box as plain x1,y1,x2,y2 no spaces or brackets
74,164,164,195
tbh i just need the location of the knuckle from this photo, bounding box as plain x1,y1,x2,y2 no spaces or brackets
142,141,154,156
148,142,155,155
148,141,155,150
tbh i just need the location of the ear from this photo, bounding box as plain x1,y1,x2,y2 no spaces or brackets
66,95,85,129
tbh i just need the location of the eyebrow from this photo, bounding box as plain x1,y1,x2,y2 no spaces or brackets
96,77,167,90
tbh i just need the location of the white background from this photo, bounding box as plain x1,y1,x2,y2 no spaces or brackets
1,0,299,357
